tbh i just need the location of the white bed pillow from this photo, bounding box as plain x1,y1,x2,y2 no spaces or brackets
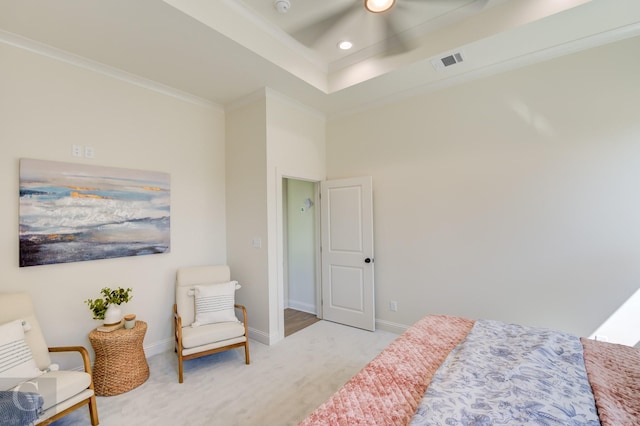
192,281,241,327
0,319,43,391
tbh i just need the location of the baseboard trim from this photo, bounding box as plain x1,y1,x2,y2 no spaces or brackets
248,326,270,345
133,321,401,361
375,319,409,335
287,300,316,315
144,337,174,358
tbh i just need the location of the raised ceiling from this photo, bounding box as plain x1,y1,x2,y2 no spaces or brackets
1,0,639,117
237,0,498,66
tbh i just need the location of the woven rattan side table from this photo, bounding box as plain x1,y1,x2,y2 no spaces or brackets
89,320,150,396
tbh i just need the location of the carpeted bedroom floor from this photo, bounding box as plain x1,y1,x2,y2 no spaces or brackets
52,320,398,426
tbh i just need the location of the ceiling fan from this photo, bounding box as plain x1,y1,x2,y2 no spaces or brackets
274,0,399,14
273,0,445,56
363,0,398,13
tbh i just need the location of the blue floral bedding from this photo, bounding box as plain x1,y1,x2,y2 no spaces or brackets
0,390,43,425
410,319,600,426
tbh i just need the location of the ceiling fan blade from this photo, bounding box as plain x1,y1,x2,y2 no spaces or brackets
381,0,489,56
381,13,415,56
400,0,490,10
400,0,479,4
290,1,361,47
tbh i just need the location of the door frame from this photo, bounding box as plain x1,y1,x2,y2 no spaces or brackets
276,168,323,342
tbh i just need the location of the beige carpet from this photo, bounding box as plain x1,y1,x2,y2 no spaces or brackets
53,320,398,426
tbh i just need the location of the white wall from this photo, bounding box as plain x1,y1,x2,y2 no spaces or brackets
0,43,227,365
590,288,640,346
326,36,640,339
225,97,270,344
267,92,325,342
227,90,325,344
285,179,317,313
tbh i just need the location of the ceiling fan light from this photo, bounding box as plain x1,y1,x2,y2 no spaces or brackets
364,0,396,13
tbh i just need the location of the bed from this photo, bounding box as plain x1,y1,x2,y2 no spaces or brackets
300,315,640,425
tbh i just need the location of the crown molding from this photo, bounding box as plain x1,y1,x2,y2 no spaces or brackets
224,87,268,113
265,88,326,121
226,87,326,121
0,29,222,111
328,22,640,120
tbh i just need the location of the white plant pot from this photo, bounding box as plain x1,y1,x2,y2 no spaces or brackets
104,304,123,325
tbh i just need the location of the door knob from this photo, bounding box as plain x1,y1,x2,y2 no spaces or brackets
364,258,373,264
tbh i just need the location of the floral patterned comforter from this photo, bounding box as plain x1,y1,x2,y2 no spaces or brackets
300,315,640,426
410,320,600,426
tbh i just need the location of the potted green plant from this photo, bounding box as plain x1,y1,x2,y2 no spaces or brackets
85,287,133,325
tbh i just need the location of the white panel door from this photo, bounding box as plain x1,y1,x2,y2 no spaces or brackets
321,176,374,331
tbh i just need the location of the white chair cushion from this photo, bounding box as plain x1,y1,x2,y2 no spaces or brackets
181,322,246,349
0,320,43,391
37,389,94,423
182,337,247,357
14,370,92,411
192,281,240,326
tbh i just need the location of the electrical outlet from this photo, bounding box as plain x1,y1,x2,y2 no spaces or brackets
85,146,95,158
72,144,82,157
389,300,398,312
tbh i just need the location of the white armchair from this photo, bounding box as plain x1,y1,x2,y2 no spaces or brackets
174,265,250,383
0,292,98,425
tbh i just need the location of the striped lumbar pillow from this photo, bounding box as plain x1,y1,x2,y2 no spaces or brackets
0,319,43,391
192,281,241,326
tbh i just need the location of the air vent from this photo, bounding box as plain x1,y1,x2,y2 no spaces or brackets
431,51,465,71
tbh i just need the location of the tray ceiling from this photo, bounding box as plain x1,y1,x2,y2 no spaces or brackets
1,0,639,117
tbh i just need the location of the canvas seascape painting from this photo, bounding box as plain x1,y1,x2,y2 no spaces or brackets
19,158,170,267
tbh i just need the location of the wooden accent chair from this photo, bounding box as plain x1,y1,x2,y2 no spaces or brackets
173,265,250,383
0,292,98,425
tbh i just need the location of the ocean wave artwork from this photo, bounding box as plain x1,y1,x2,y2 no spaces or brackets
19,158,170,267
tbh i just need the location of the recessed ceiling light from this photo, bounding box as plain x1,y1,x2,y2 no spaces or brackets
338,40,353,50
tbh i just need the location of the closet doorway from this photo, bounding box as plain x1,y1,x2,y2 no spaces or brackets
283,178,320,337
